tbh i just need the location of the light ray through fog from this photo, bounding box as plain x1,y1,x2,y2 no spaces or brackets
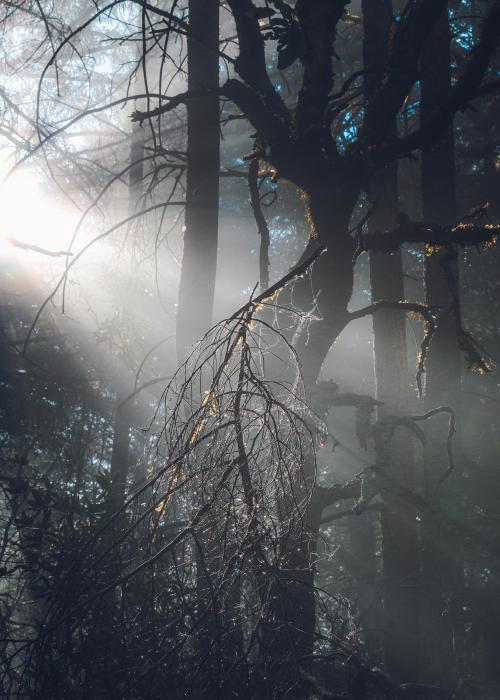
0,154,79,262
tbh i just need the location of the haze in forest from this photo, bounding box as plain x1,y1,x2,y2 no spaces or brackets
0,2,499,699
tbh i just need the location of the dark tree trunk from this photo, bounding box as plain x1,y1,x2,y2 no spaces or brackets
419,7,461,690
368,171,420,686
347,513,381,656
175,6,221,696
293,181,358,385
363,0,420,682
259,185,360,699
176,0,220,361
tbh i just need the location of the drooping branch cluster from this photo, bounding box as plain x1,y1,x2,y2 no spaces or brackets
309,379,382,448
356,210,500,374
439,244,493,374
9,307,318,695
317,405,456,527
349,300,438,396
8,249,358,697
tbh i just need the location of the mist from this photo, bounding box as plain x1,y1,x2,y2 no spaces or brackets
0,2,499,699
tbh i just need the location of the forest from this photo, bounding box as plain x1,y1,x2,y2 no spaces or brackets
0,0,499,698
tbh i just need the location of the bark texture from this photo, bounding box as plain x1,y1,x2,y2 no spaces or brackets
176,0,220,360
363,0,419,680
420,7,461,690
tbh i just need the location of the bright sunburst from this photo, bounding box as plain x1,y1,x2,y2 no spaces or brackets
0,156,78,261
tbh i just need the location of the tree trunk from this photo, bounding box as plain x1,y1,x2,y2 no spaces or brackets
363,0,420,682
419,7,461,690
261,186,359,698
176,6,221,695
106,120,144,517
368,179,420,685
293,181,358,385
176,0,220,361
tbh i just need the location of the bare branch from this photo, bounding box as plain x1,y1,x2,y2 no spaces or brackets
349,300,437,396
6,238,74,257
226,0,290,124
360,0,448,146
222,78,287,145
130,89,218,124
248,158,271,290
359,219,500,255
295,0,349,139
230,243,327,321
374,0,500,162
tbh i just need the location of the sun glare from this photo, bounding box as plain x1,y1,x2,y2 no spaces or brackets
0,157,78,261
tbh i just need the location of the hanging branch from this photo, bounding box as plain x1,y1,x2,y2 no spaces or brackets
318,405,456,527
308,379,382,449
440,246,492,373
355,210,499,374
248,158,271,291
370,407,456,485
230,242,326,321
349,300,437,396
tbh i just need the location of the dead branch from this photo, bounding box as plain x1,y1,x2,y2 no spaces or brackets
359,218,500,255
248,158,271,291
6,237,74,257
348,300,437,396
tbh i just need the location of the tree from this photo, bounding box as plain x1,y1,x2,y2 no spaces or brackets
362,0,419,681
107,119,145,517
176,0,221,361
2,1,500,697
419,5,462,689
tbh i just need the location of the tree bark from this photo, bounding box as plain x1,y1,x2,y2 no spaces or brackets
176,5,221,695
106,120,144,517
259,189,359,699
176,0,220,361
362,0,420,682
419,7,461,690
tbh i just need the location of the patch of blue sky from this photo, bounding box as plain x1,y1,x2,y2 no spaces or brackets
270,217,294,242
454,23,474,51
336,110,359,152
407,247,425,262
449,5,475,51
402,98,420,117
343,124,358,142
